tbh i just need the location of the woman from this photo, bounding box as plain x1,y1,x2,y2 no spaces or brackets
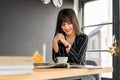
52,8,88,65
52,8,95,80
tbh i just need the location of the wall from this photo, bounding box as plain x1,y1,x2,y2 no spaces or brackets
0,0,73,62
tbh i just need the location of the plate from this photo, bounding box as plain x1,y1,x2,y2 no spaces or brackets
33,62,52,66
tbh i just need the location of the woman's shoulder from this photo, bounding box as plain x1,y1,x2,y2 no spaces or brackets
75,33,88,43
77,33,88,38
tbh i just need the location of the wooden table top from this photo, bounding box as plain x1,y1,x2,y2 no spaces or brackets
0,67,113,80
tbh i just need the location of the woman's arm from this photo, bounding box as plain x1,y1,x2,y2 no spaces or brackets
68,34,88,64
52,43,66,63
52,33,66,63
52,39,59,53
52,33,65,53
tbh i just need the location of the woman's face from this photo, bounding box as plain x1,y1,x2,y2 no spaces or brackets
61,21,74,35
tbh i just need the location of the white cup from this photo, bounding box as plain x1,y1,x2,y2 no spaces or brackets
57,57,68,63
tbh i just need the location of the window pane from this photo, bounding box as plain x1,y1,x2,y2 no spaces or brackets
83,0,113,79
84,0,112,26
84,24,113,50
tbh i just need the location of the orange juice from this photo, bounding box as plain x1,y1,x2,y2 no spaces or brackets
33,51,43,63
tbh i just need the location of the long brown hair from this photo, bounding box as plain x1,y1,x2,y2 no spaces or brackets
54,8,81,36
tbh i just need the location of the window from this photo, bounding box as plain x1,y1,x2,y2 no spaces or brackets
83,0,113,78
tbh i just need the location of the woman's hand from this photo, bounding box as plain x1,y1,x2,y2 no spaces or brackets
53,33,65,42
54,33,69,46
59,38,69,47
52,33,65,53
53,33,69,47
60,38,71,53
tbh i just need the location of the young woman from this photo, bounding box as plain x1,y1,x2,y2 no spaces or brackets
52,8,88,65
52,8,95,80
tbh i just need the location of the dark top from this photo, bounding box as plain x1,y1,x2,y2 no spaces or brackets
52,34,89,65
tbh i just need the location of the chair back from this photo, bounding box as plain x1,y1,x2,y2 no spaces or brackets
86,60,101,80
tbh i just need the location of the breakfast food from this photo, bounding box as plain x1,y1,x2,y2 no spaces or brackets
33,51,43,63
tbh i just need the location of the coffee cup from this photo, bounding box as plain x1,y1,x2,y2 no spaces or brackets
57,57,68,63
